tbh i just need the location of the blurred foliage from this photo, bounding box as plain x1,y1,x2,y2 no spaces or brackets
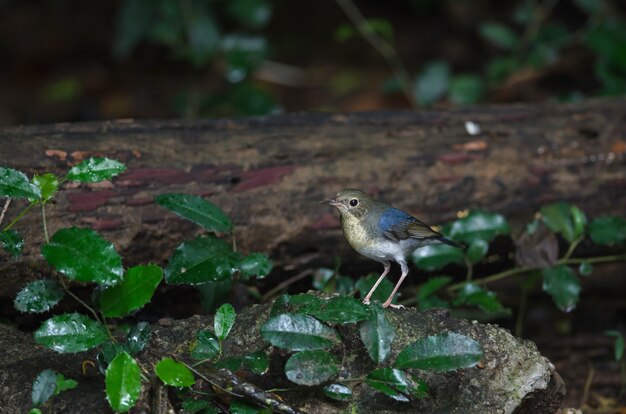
412,0,626,105
109,0,625,117
114,0,278,117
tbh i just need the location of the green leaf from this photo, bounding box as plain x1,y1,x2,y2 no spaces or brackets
105,351,141,413
365,368,428,402
412,244,464,271
270,293,323,316
417,276,451,310
466,239,489,264
0,167,41,199
449,74,484,104
214,303,236,341
356,274,396,303
454,283,509,314
32,173,59,202
260,313,340,351
182,399,218,414
66,157,126,183
54,373,78,394
300,296,369,324
540,202,586,243
41,227,124,286
155,358,195,387
418,276,451,300
32,369,57,406
243,351,269,375
588,216,626,245
284,350,339,386
29,409,43,414
578,262,593,277
221,34,268,83
573,0,601,13
154,193,232,233
604,330,625,361
113,0,154,59
214,356,243,371
239,253,272,279
191,329,221,360
322,383,353,401
312,268,334,291
359,306,395,364
0,229,24,257
414,61,450,106
542,265,581,312
126,322,152,355
571,205,587,238
395,332,483,371
165,235,240,285
14,279,65,313
586,21,626,67
226,0,272,28
184,4,220,68
100,265,162,317
35,313,109,353
449,210,510,244
479,23,519,49
97,341,127,374
230,400,260,414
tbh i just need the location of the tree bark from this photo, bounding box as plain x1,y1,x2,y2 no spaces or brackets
0,98,625,298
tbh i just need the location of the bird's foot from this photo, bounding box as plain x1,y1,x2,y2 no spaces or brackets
362,298,371,305
383,302,405,309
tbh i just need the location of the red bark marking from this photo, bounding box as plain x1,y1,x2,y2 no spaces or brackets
45,149,68,161
437,152,479,165
80,216,123,231
126,197,154,206
231,165,296,192
453,139,488,152
66,190,118,212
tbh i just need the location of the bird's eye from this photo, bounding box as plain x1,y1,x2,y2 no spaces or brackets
349,199,359,207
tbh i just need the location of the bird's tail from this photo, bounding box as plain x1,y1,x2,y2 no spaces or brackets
438,236,465,249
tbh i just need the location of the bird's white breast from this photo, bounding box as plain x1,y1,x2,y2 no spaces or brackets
343,215,418,263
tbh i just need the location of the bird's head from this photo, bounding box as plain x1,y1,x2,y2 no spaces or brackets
320,188,374,219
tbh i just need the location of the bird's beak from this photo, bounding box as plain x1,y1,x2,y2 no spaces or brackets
320,198,340,207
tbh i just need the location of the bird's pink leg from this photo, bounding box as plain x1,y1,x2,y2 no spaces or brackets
363,262,391,305
383,261,409,309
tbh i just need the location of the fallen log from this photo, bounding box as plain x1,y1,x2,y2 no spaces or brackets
0,99,624,298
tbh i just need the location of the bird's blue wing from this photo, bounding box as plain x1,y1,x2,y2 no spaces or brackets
379,207,442,241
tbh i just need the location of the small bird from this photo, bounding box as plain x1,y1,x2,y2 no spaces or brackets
321,188,463,308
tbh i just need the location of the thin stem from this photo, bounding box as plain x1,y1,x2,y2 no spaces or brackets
563,235,584,261
3,202,36,232
334,0,418,110
41,203,49,243
0,198,11,227
465,257,473,282
580,363,595,408
335,376,366,383
564,254,626,265
260,269,313,302
515,286,528,338
447,266,531,292
38,197,115,340
447,253,626,292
